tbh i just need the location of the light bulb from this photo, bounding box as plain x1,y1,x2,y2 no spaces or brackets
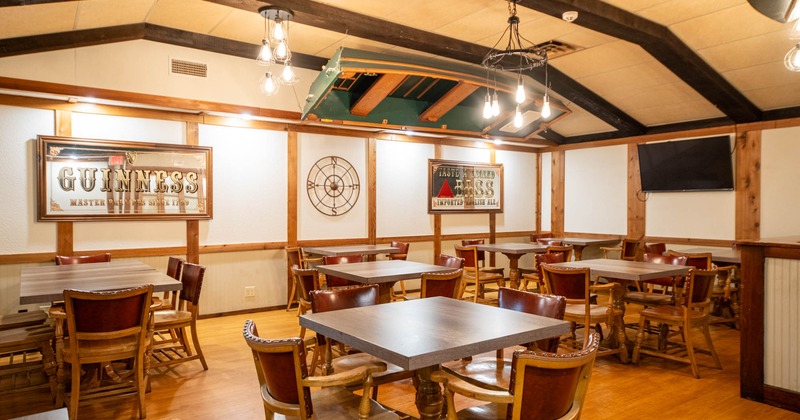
785,44,800,72
515,80,526,104
514,105,523,128
541,94,552,119
256,39,273,65
280,62,298,84
272,19,285,41
482,92,492,119
274,40,289,61
491,91,500,116
258,72,279,96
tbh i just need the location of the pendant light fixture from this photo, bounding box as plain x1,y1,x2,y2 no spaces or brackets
256,5,299,96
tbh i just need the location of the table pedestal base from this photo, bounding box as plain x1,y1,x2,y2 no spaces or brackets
414,365,443,420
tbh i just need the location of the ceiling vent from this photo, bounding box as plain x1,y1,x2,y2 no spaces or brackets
170,58,207,78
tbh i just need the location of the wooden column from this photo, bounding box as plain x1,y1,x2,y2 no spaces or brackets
550,151,565,236
535,152,542,234
185,122,200,264
433,144,442,259
55,110,73,256
368,138,377,245
488,148,496,266
627,144,646,239
735,130,761,240
287,129,298,246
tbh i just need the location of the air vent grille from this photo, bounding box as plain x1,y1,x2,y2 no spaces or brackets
170,59,207,78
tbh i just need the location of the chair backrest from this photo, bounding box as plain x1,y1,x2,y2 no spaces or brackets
242,319,312,418
291,267,321,303
322,255,363,287
454,245,479,274
537,239,563,246
507,332,600,420
389,241,409,260
286,247,303,269
546,245,573,261
541,264,591,303
63,284,153,357
529,234,542,243
644,242,667,254
641,252,688,287
436,254,464,269
498,288,567,353
55,253,111,265
682,269,717,311
178,262,206,308
420,269,463,299
309,284,380,346
620,239,641,261
534,252,567,284
461,239,488,266
666,250,713,270
166,257,184,280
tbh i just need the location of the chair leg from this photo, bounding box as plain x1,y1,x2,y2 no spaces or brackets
702,321,722,369
136,357,146,419
632,316,647,364
190,320,208,370
399,280,407,299
69,362,81,420
286,281,297,311
681,322,699,379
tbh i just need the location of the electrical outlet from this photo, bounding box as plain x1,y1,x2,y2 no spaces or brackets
244,286,255,297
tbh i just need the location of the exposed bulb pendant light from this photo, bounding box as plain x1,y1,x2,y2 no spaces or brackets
513,105,523,128
786,43,800,71
483,90,492,119
259,71,279,96
280,61,298,84
515,75,526,104
256,5,298,95
274,40,290,61
541,94,551,119
257,39,273,65
272,19,285,41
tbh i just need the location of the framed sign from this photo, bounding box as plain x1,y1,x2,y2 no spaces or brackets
37,135,212,221
428,159,503,214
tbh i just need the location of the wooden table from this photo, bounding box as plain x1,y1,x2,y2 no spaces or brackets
678,247,741,264
302,244,400,261
19,260,181,406
538,237,620,260
315,260,454,303
476,243,548,289
300,297,569,419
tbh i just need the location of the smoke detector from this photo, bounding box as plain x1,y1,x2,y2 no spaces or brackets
562,11,578,22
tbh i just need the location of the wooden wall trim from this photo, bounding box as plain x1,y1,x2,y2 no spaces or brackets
185,122,200,264
627,143,646,239
433,144,442,259
368,138,377,245
551,151,565,236
54,109,72,257
642,236,735,248
735,129,761,240
287,129,298,246
489,149,496,265
536,152,542,233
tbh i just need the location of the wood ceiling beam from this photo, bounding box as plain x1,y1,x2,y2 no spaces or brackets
207,0,644,136
0,23,145,57
419,81,478,122
350,73,407,117
516,0,762,123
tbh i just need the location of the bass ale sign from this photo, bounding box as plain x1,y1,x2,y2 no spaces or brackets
37,136,212,221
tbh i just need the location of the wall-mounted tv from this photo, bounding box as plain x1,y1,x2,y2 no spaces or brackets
637,136,734,192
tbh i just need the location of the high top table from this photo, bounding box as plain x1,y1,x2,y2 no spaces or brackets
300,297,569,419
315,260,454,303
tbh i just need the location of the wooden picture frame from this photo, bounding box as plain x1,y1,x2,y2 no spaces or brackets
37,135,212,221
428,159,503,214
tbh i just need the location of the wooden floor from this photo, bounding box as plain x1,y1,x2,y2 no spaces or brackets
3,299,800,420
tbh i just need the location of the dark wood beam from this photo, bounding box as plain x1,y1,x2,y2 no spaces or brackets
0,23,145,57
517,0,762,123
537,129,567,144
419,81,478,122
208,0,644,135
350,73,407,116
0,0,70,6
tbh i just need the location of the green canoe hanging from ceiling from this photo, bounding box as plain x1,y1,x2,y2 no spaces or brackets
301,47,570,143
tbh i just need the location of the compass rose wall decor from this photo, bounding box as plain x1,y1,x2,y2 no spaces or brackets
306,155,360,216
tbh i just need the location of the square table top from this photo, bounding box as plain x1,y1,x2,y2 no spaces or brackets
476,243,548,255
20,260,181,304
675,247,741,264
300,297,570,371
315,260,455,285
303,244,401,256
549,258,691,282
538,237,620,247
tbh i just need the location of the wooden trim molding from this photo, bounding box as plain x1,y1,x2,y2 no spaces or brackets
550,151,565,236
287,129,298,246
735,129,761,240
368,137,377,244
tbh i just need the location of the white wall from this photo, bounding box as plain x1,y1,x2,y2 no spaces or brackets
376,140,435,237
495,150,537,233
761,126,800,238
564,145,627,235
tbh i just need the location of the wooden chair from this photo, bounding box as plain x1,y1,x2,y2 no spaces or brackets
600,238,640,261
62,285,153,420
541,264,628,362
0,323,57,400
455,245,505,304
546,245,574,261
666,250,713,270
537,239,564,246
623,253,688,307
153,256,184,311
436,253,465,269
291,267,323,373
420,269,464,299
632,269,722,378
387,241,410,300
309,284,412,398
441,288,567,392
285,247,323,311
54,253,111,265
0,310,48,331
709,265,740,328
322,254,363,288
432,332,600,420
645,242,667,254
151,263,208,371
461,239,505,275
520,251,567,293
242,319,399,420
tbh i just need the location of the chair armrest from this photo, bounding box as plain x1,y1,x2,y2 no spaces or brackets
430,371,513,404
302,361,387,388
590,282,619,302
300,256,323,267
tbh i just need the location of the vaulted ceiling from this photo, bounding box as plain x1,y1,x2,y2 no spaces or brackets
1,0,798,146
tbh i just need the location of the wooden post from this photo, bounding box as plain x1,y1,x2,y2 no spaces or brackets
735,130,761,240
627,143,646,239
368,138,377,245
550,151,565,236
186,122,200,264
55,110,73,257
433,144,442,259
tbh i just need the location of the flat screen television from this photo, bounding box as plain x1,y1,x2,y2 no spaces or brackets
637,136,734,192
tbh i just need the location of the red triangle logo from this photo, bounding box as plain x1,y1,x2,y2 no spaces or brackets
437,180,454,198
